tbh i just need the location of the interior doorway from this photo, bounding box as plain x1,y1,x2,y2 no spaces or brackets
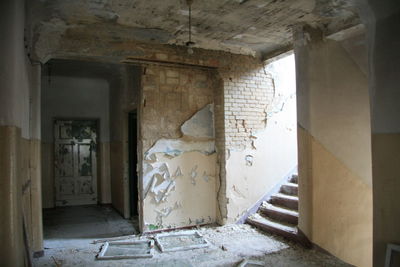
128,111,139,217
54,119,98,206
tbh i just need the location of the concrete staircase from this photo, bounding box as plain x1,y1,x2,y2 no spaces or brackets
247,174,309,246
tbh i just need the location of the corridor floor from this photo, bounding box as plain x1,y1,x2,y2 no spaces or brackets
33,205,353,267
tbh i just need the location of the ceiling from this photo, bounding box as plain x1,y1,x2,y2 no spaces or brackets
30,0,360,59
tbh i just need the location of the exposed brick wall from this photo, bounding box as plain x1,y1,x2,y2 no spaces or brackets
215,62,275,222
126,48,274,224
140,65,215,152
222,66,273,151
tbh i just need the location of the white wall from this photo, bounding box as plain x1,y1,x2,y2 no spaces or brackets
41,76,110,142
264,53,298,176
0,0,31,138
41,75,111,208
225,54,298,222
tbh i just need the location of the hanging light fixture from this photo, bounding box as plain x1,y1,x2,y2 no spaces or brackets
185,0,195,54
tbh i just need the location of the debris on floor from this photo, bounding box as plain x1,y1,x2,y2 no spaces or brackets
237,258,265,267
155,230,209,252
96,240,154,260
34,206,354,267
51,256,63,267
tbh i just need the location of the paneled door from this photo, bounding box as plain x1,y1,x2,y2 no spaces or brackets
54,120,98,206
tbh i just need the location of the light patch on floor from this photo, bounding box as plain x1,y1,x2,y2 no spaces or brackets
34,206,353,266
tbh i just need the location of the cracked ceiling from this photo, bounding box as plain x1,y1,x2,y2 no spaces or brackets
29,0,360,61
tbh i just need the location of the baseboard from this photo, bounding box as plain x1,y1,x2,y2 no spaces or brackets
236,166,298,224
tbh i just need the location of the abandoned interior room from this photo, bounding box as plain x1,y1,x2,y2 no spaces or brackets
1,0,399,266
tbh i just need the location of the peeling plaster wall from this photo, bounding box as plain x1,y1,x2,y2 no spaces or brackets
219,56,297,223
29,0,360,59
294,26,372,267
140,65,218,231
41,74,110,208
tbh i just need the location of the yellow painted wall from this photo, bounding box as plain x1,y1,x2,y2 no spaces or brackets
295,26,373,267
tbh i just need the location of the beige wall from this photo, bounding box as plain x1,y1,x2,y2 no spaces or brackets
139,65,218,232
294,25,372,267
0,127,25,266
0,0,44,263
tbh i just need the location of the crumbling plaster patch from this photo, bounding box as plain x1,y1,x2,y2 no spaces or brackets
143,152,217,231
29,0,360,59
220,55,298,223
181,104,214,138
142,103,217,231
145,138,215,160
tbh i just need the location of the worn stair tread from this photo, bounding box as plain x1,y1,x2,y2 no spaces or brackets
280,183,298,196
290,174,298,184
285,182,298,188
248,214,297,234
261,202,299,217
272,193,299,201
269,193,298,210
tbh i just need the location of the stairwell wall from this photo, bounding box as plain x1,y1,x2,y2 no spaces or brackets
294,25,373,267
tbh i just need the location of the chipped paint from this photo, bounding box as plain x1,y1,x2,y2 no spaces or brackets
181,104,214,138
145,138,215,159
142,103,218,231
173,167,183,178
225,54,298,223
190,165,198,185
30,0,360,59
143,152,217,231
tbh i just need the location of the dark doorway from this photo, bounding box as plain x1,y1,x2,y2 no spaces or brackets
128,111,138,216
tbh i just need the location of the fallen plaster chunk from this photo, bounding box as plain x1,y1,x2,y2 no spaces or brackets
154,231,209,252
181,104,214,138
96,240,154,260
145,139,215,160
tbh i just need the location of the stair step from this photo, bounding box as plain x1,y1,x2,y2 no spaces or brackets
280,183,298,196
269,193,298,210
260,203,298,225
247,214,298,241
290,174,298,184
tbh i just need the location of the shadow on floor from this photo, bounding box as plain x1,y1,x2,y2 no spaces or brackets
43,205,138,239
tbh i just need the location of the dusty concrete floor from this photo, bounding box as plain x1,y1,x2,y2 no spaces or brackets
33,205,353,267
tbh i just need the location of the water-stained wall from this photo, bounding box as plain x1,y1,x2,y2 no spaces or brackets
140,65,218,231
